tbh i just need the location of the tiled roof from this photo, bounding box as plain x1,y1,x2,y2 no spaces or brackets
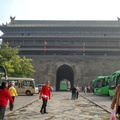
7,19,120,27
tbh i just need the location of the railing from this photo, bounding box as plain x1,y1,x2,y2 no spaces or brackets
2,33,120,38
19,47,120,52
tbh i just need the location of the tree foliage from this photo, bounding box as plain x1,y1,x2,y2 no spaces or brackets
0,43,36,77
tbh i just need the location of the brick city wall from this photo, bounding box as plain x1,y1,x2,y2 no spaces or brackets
23,55,120,90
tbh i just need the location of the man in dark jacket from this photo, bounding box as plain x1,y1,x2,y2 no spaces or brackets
70,85,77,99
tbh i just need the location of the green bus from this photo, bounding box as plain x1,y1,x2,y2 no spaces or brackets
60,79,70,91
97,76,110,95
92,76,108,94
91,78,99,93
92,76,103,94
109,71,120,97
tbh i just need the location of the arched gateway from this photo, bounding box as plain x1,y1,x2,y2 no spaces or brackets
56,65,74,91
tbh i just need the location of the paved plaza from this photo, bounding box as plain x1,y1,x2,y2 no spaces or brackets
5,92,110,120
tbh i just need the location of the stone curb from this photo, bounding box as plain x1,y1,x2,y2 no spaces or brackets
5,98,39,116
80,93,111,114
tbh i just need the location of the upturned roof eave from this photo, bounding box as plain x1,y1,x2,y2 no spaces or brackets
1,25,120,28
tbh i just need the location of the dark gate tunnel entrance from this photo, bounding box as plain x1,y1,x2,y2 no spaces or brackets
56,64,74,91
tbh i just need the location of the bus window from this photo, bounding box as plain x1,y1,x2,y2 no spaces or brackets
7,80,19,88
109,76,116,88
18,81,22,88
116,76,120,85
23,80,34,88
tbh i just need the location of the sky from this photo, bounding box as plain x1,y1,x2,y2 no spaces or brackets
0,0,120,36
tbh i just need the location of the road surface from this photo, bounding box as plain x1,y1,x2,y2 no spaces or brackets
5,92,111,120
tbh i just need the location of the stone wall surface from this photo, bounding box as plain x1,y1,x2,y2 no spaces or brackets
24,55,120,90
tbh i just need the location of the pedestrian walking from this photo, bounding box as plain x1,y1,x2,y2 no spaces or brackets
84,85,87,95
76,85,80,99
70,84,77,99
39,81,51,114
87,85,91,93
0,81,14,120
8,82,18,111
82,86,84,92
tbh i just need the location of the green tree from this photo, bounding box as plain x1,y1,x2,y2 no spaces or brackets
0,43,36,77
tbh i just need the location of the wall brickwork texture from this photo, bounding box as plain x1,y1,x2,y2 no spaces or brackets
24,55,120,90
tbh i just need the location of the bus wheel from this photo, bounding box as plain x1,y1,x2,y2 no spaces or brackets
26,90,31,96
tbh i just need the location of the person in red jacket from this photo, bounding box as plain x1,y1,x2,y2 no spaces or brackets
0,81,14,120
39,81,51,114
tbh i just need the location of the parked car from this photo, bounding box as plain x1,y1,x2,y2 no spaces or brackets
37,84,45,92
50,87,54,92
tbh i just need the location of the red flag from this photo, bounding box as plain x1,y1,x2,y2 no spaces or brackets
82,47,86,52
44,46,46,52
44,41,47,45
6,42,9,45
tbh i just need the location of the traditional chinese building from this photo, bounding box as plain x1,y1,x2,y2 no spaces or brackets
2,17,120,89
1,17,120,55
